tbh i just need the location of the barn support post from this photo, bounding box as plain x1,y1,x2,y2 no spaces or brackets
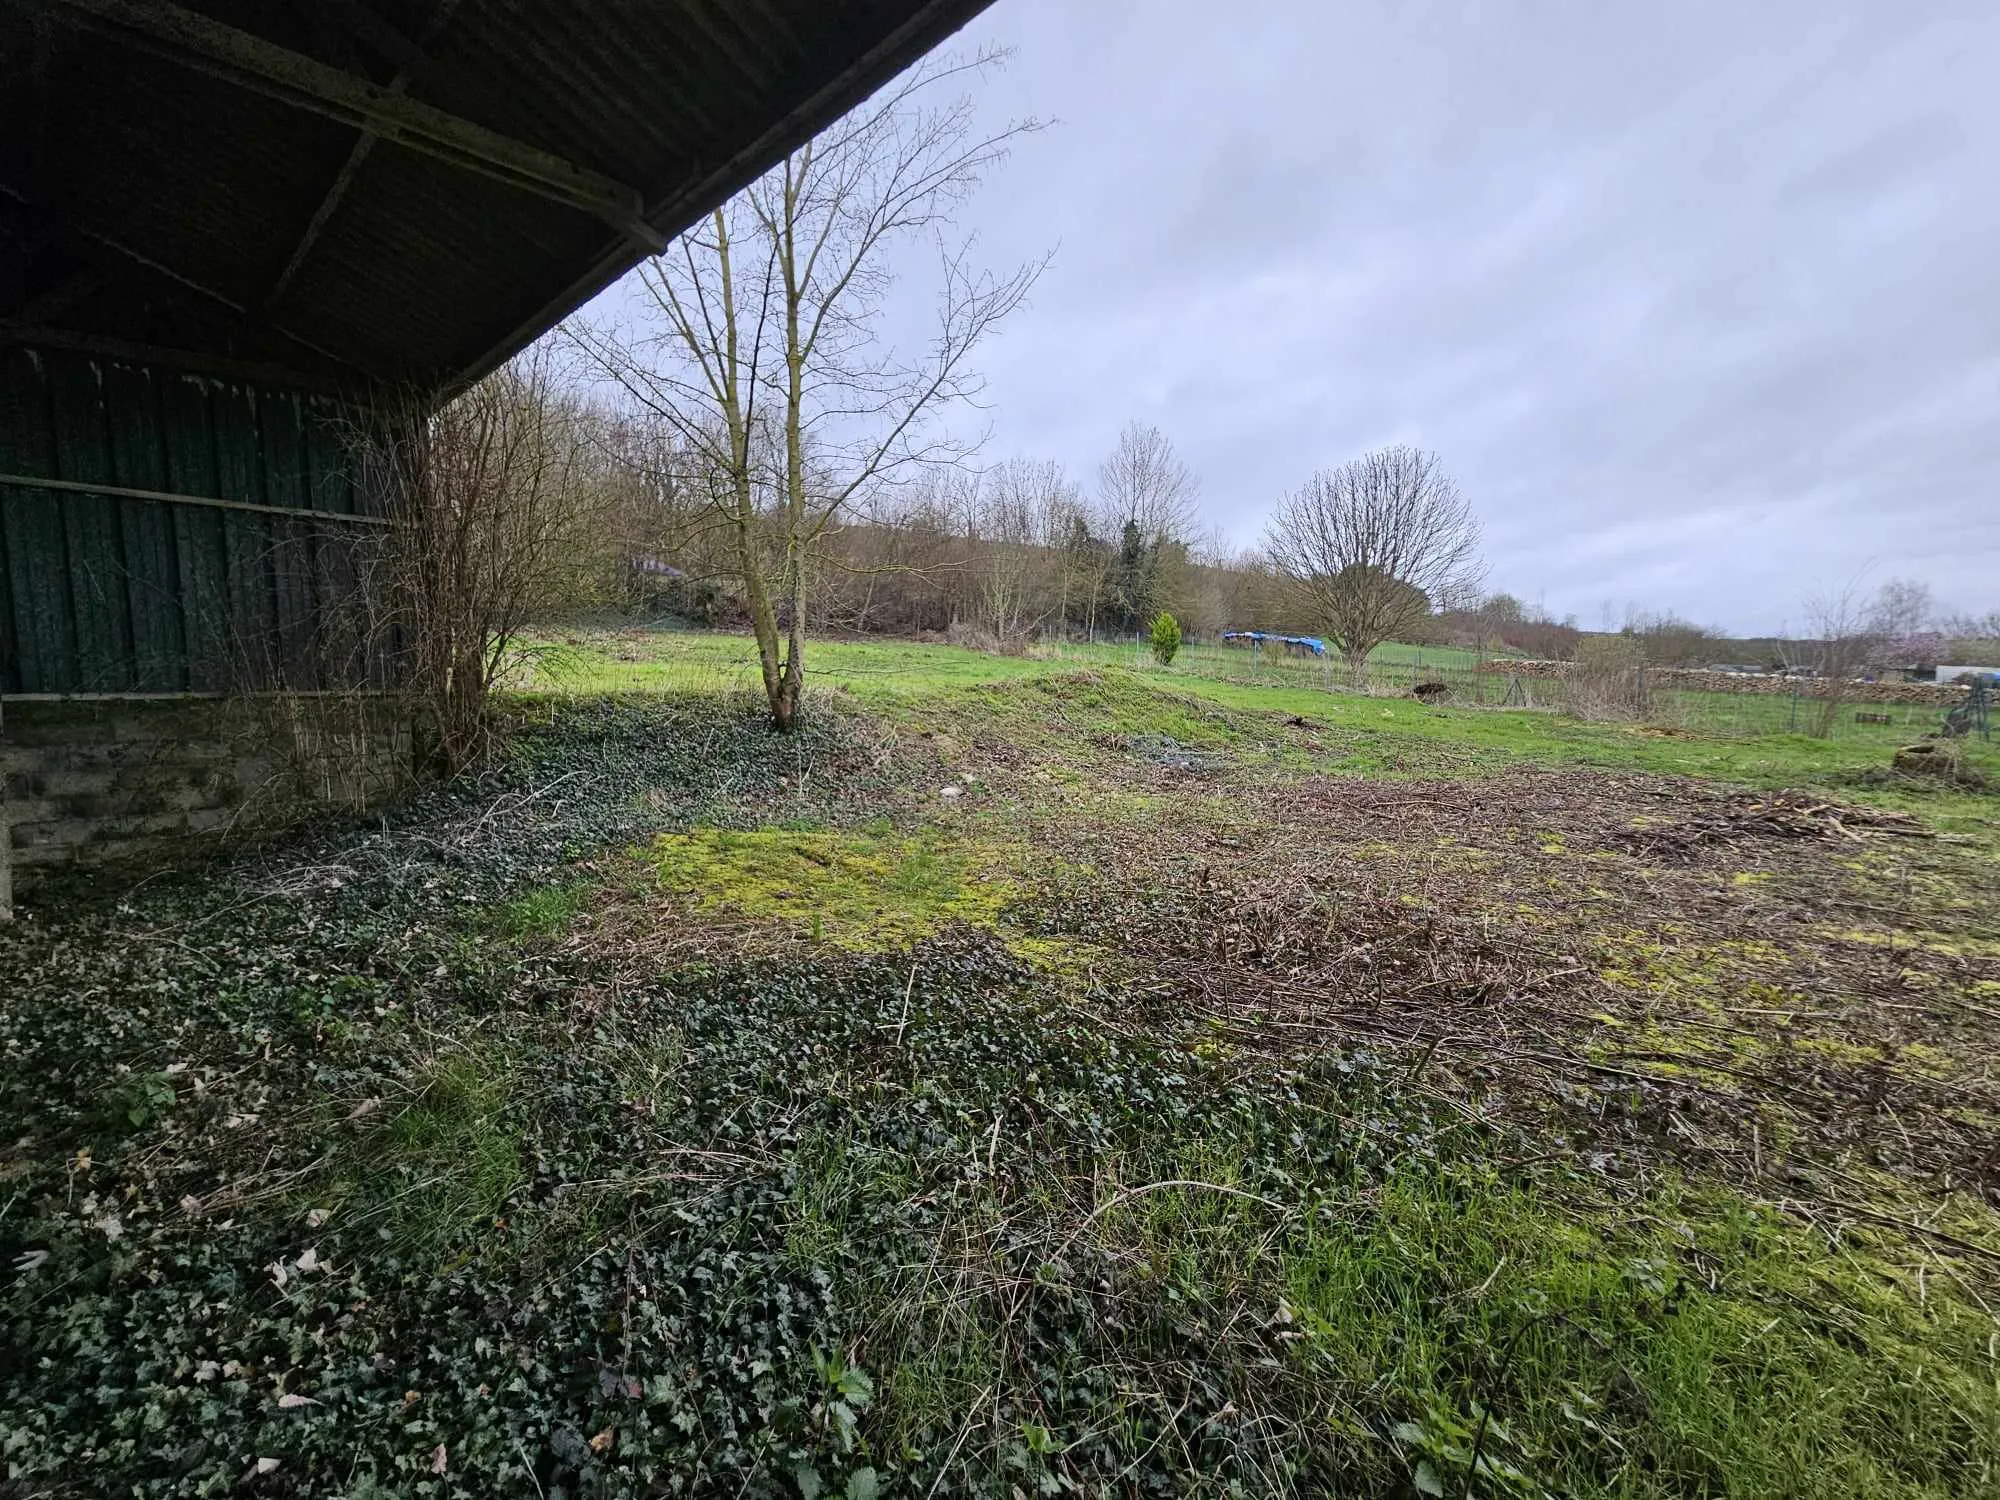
1,698,11,921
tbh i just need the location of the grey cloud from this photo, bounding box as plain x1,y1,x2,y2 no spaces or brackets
593,0,2000,632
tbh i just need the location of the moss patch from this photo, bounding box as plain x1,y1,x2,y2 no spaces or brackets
646,826,1021,949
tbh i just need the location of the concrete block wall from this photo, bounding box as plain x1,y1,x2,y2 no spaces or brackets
1,695,420,902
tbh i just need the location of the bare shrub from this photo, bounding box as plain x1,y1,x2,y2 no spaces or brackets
358,352,606,774
1568,635,1648,721
944,619,1005,654
1801,580,1878,739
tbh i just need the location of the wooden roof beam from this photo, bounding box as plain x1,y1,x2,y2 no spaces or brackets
266,0,467,311
46,0,667,252
0,182,367,375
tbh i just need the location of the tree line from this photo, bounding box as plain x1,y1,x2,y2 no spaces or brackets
366,45,1995,744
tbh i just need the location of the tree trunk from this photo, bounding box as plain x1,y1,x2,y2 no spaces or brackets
771,153,810,735
774,561,806,733
1345,648,1369,691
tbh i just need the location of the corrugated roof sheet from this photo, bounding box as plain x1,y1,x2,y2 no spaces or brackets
0,0,995,388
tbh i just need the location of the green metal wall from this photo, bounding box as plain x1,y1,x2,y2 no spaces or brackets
0,345,395,695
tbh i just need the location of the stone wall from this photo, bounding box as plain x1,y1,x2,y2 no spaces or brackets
2,695,421,903
1477,660,1971,707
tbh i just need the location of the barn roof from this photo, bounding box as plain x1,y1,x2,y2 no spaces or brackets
0,0,994,391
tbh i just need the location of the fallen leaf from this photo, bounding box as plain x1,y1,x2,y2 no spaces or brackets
71,1147,92,1174
277,1392,318,1409
294,1247,319,1273
589,1425,615,1455
12,1249,49,1273
254,1457,280,1476
431,1444,448,1475
305,1207,330,1228
267,1259,289,1289
94,1213,123,1241
347,1099,381,1121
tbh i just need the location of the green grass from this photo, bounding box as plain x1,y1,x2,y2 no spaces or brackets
1284,1167,1999,1498
492,878,591,940
516,627,1057,697
340,1048,525,1255
524,627,2000,830
10,654,2000,1497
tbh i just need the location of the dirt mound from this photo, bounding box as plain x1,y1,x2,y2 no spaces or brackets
1894,738,1987,787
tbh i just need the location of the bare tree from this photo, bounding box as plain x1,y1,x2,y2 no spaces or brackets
1867,577,1935,641
972,457,1078,640
1098,421,1199,539
1941,608,2000,640
1803,577,1877,738
1096,421,1199,632
1263,445,1484,687
361,351,604,772
1623,609,1718,667
571,50,1044,730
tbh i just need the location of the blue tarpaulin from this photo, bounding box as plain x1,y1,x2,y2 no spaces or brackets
1221,631,1328,656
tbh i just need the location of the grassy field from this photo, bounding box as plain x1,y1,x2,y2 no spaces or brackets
523,624,1970,744
6,629,2000,1496
521,626,1999,827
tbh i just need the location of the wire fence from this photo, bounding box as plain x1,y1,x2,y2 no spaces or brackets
515,625,1976,747
1046,636,1969,745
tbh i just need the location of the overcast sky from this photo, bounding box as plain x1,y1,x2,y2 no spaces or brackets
596,0,2000,635
937,0,2000,634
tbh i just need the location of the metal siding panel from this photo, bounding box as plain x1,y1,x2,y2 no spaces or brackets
105,362,188,691
161,373,220,497
0,485,75,694
0,350,73,693
222,508,279,690
162,371,229,691
259,389,317,684
259,390,307,510
271,515,316,687
211,383,266,506
211,382,277,687
0,494,12,694
2,346,390,694
48,358,134,692
176,505,231,692
303,401,357,515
